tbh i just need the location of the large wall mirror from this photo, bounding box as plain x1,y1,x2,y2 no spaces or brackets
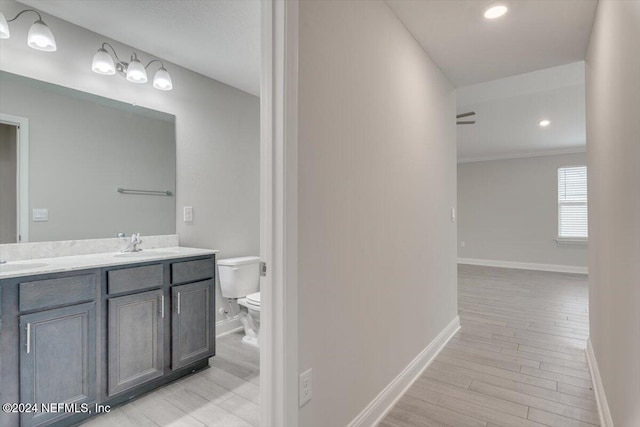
0,71,176,243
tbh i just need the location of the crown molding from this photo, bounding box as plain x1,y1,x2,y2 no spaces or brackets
458,147,586,164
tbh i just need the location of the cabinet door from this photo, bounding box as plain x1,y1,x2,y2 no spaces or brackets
172,280,214,369
108,289,164,396
19,302,96,427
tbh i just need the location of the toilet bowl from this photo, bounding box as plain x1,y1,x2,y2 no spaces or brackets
238,291,261,346
218,256,261,347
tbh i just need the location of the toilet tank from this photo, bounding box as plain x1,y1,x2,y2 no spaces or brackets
217,256,260,298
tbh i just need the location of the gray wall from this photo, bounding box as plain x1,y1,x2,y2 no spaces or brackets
0,0,260,323
458,153,588,268
298,1,458,425
0,123,17,243
0,74,176,242
586,0,640,425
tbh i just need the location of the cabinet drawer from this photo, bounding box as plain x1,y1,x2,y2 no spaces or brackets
19,274,96,312
171,259,214,284
107,264,164,295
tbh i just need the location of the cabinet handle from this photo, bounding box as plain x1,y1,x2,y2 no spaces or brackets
26,323,31,354
160,295,165,318
177,292,181,315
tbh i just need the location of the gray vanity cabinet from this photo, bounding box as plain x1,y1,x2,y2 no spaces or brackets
0,253,215,427
107,289,164,396
19,302,96,427
171,279,214,369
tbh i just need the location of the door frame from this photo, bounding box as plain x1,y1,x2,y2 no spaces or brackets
0,113,29,243
260,0,299,425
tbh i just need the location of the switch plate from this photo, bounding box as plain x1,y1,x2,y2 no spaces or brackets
451,207,456,223
299,368,312,407
32,208,49,222
183,206,193,222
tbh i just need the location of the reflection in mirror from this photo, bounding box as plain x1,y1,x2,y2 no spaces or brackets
0,121,18,243
0,71,176,243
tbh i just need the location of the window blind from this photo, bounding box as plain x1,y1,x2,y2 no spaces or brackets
558,166,588,238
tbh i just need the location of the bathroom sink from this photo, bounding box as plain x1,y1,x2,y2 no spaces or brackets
114,250,181,258
0,262,49,273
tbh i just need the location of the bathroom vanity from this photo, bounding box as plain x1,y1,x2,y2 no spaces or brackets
0,247,217,427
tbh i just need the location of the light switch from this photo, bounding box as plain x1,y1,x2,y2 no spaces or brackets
32,208,49,222
451,207,456,223
184,206,193,222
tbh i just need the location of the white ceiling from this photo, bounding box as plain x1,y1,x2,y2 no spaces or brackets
20,0,261,96
456,62,586,162
385,0,597,87
384,0,594,161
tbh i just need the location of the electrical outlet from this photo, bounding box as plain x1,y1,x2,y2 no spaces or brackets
183,206,193,222
299,368,312,407
460,241,466,248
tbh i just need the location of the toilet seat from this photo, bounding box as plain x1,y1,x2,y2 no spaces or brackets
245,292,260,311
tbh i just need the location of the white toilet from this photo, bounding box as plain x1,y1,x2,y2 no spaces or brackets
218,256,261,347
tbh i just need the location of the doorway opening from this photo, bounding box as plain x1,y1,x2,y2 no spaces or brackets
0,113,29,245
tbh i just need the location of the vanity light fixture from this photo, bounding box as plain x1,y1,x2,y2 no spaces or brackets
92,42,173,91
484,4,508,20
0,9,57,51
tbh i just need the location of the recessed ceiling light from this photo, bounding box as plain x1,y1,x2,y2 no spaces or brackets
539,120,551,127
484,5,508,19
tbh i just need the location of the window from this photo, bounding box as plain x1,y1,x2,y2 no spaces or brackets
558,166,588,240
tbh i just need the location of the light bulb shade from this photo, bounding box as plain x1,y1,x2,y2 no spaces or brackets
27,20,56,51
153,67,173,90
0,12,10,39
92,48,116,75
126,58,147,83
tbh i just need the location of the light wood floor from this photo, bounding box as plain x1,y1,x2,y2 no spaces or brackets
81,331,260,427
382,265,599,427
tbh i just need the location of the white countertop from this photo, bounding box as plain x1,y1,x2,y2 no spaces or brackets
0,247,218,280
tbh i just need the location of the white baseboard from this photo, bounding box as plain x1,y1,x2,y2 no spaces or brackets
347,316,461,427
457,258,588,275
216,316,243,338
586,339,614,427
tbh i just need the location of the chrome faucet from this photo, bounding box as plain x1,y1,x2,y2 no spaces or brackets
123,233,143,252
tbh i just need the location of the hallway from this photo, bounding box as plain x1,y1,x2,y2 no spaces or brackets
382,265,599,427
